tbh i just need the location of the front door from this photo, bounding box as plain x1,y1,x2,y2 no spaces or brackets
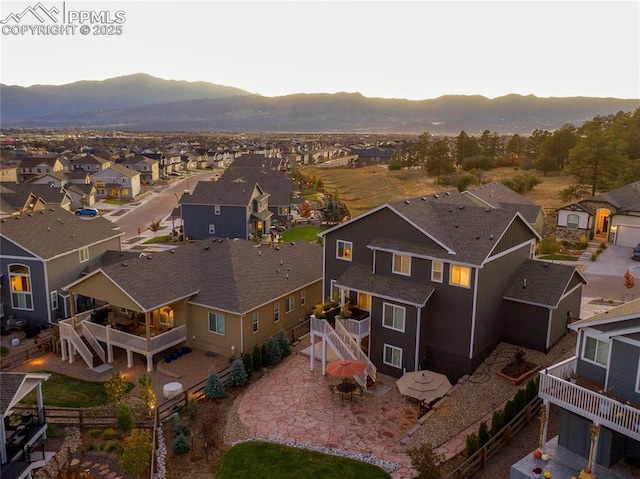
595,208,610,239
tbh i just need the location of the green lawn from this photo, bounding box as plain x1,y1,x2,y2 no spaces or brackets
217,442,391,479
1,346,9,358
537,254,579,261
143,235,172,244
280,226,324,244
22,371,134,408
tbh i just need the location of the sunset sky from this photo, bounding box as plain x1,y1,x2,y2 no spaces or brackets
1,0,638,100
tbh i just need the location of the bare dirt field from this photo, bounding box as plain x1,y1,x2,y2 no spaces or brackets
299,166,573,217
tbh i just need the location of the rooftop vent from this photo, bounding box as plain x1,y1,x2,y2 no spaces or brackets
476,236,480,240
28,213,33,217
522,278,527,289
448,208,453,213
421,196,427,201
40,210,45,214
485,208,491,213
490,234,494,240
433,194,439,198
445,192,451,196
122,262,128,267
543,262,549,268
147,255,152,259
405,200,411,204
204,245,209,251
458,205,465,210
170,250,175,254
290,242,296,245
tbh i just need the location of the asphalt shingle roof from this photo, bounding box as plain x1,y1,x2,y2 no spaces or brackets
97,238,322,313
0,373,26,416
335,263,435,306
590,182,640,210
181,181,259,206
502,259,585,307
0,206,122,260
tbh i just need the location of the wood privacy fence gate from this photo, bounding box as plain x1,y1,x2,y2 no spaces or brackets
443,396,543,479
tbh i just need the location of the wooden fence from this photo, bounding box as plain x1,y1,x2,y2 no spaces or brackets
443,396,543,479
11,405,154,429
1,339,54,369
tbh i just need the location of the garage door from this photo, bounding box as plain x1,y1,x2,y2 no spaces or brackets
615,225,640,247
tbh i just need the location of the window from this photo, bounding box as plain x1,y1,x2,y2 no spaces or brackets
450,265,471,288
274,303,280,322
9,264,33,310
383,303,405,332
286,295,295,313
567,213,580,229
392,254,411,276
432,261,443,282
51,291,58,310
583,334,609,367
279,206,289,215
79,247,89,263
251,312,259,333
383,344,402,369
209,224,216,235
300,289,306,306
214,205,221,215
208,313,225,335
337,240,352,261
159,307,174,327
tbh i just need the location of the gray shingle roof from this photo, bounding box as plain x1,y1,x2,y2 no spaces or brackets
390,197,528,265
223,168,294,206
97,238,322,313
464,182,543,224
0,206,122,260
0,373,26,416
503,259,586,307
335,263,435,306
181,181,259,206
589,182,640,209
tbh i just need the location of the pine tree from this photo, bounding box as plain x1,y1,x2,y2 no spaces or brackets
203,368,224,400
276,330,291,357
229,357,249,387
261,343,269,367
252,344,262,371
242,352,253,378
266,337,282,365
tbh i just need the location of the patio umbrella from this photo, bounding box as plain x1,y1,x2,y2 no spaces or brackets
396,370,452,403
326,359,366,378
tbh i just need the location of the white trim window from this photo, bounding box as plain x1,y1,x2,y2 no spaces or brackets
392,253,411,276
209,224,216,235
383,303,405,332
450,264,471,288
567,213,580,229
300,289,306,306
51,291,58,310
9,264,33,310
431,260,443,283
251,311,259,334
336,240,352,261
208,312,225,335
214,205,221,215
274,302,280,323
383,344,402,369
582,334,609,367
79,247,89,263
286,295,295,313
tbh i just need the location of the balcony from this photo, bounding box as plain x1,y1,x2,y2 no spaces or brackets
538,357,640,441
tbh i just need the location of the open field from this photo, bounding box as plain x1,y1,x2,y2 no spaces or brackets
299,166,574,217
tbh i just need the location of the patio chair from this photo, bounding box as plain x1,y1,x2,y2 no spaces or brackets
351,387,363,400
330,386,341,400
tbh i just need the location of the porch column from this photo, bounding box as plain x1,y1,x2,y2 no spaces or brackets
540,402,549,452
145,312,152,371
61,337,68,361
36,383,46,439
126,349,133,368
310,331,315,372
321,337,327,376
68,340,75,364
106,326,113,363
69,291,77,327
588,423,600,472
146,353,153,372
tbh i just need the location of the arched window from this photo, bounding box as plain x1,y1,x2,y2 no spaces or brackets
9,264,33,310
567,214,580,229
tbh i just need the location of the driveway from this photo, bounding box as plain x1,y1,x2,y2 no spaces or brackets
581,244,640,300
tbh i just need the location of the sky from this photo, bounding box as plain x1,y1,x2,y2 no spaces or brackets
1,0,639,100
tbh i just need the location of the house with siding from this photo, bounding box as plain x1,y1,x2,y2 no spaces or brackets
181,181,272,241
30,171,96,207
17,157,63,182
69,154,113,173
556,182,640,247
0,164,18,183
511,299,640,478
120,155,160,184
0,207,122,325
60,238,322,372
317,195,585,381
91,164,141,200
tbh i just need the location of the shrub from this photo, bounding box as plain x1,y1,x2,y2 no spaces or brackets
388,161,402,171
465,432,480,457
252,345,262,372
138,374,156,415
174,420,191,437
88,428,102,439
525,378,538,401
590,250,598,261
461,155,494,171
187,399,198,421
203,369,224,400
261,343,269,367
504,399,517,424
105,371,128,405
514,389,528,413
242,352,253,378
600,240,607,250
276,330,291,357
266,337,284,365
538,235,560,255
228,358,249,387
579,236,588,248
103,439,123,453
116,403,135,434
478,421,490,446
102,428,120,440
490,409,505,437
120,429,152,475
172,433,190,454
456,172,478,192
502,172,541,193
406,441,445,479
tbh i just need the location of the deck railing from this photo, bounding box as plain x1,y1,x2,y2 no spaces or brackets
58,319,93,368
539,356,640,440
336,315,370,339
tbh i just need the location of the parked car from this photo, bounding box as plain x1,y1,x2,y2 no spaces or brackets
75,207,99,217
632,244,640,260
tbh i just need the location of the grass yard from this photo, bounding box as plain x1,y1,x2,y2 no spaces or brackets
280,225,324,244
299,166,574,217
1,346,9,358
143,234,172,244
537,254,579,261
22,371,134,408
217,442,391,479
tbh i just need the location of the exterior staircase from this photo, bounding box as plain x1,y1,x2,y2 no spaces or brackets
310,315,377,388
80,336,104,368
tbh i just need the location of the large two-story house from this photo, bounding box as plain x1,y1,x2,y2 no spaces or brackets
511,299,640,478
17,157,64,182
91,164,141,200
317,195,585,381
120,155,160,185
0,207,122,325
181,181,272,240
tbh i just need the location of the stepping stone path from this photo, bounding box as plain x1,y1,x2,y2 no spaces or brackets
75,459,122,479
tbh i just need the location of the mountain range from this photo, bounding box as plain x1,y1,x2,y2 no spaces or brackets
2,73,638,134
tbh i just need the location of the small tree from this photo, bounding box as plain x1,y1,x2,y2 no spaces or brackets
172,433,190,454
490,409,505,437
465,432,480,457
148,219,162,236
276,330,291,357
138,374,156,415
265,337,282,365
252,344,262,372
242,352,253,379
203,368,224,400
228,357,249,387
261,343,269,367
478,421,490,447
406,441,444,479
300,200,312,219
119,428,152,476
116,403,135,434
504,399,517,423
624,269,635,290
105,371,128,405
